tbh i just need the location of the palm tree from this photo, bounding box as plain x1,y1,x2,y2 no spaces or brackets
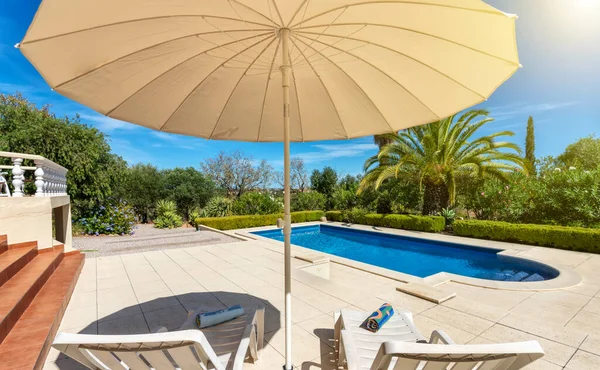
373,134,395,149
359,110,526,215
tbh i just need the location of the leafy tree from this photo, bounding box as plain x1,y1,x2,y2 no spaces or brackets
525,116,536,173
359,110,526,215
558,135,600,170
116,164,164,223
203,196,233,217
162,167,216,220
0,93,126,216
232,191,283,215
201,151,273,197
310,167,338,196
291,191,327,211
310,166,338,209
275,157,309,192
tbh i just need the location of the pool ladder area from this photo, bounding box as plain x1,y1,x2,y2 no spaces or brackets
495,270,545,282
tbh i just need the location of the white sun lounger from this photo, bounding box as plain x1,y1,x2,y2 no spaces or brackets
334,309,544,370
53,306,264,370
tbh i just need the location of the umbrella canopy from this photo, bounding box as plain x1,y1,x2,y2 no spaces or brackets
19,1,519,368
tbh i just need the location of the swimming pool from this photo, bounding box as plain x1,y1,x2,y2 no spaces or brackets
252,224,559,282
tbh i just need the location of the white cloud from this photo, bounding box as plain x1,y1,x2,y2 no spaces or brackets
151,131,205,150
79,114,138,132
491,101,580,121
269,142,378,167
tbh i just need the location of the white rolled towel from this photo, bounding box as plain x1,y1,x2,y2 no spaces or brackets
196,305,245,328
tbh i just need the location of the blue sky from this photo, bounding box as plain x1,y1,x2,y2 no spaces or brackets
1,0,599,175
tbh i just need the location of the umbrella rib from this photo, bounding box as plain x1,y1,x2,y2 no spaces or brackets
21,15,275,45
296,32,488,100
289,1,513,29
256,37,282,142
230,0,282,27
269,0,285,27
294,33,440,120
289,53,305,142
289,35,349,140
209,37,278,139
104,32,273,117
295,24,520,66
292,36,395,134
159,34,275,132
54,30,272,91
286,0,309,28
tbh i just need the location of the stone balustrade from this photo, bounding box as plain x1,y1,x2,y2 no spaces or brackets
0,151,68,197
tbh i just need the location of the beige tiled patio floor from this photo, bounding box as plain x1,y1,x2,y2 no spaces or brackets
45,238,600,370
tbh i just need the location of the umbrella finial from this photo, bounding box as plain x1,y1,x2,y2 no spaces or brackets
14,43,21,49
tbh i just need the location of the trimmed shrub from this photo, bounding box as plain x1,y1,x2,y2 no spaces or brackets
325,211,343,222
196,211,325,230
325,211,445,232
454,220,600,253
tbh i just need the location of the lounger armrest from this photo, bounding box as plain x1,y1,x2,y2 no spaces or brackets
232,307,265,370
340,330,361,370
429,330,455,345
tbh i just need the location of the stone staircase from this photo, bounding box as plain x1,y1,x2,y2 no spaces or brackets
0,234,84,370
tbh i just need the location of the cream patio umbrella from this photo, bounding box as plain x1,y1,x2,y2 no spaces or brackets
18,1,519,368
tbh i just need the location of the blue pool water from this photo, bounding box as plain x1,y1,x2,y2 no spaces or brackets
252,225,558,281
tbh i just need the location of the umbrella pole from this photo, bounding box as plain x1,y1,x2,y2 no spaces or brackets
281,28,293,370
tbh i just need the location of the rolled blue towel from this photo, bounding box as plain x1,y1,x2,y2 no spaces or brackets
196,305,244,329
361,303,394,333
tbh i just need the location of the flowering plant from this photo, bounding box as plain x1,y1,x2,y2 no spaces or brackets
77,200,136,235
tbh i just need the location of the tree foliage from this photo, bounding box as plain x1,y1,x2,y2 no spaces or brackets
162,167,216,219
116,164,164,223
525,116,536,173
232,191,283,215
359,110,526,215
275,157,309,191
558,135,600,171
0,93,126,216
201,151,273,197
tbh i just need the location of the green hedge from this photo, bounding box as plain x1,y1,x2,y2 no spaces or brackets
196,211,324,230
454,220,600,253
325,211,445,233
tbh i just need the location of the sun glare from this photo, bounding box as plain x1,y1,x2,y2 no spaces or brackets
574,0,598,7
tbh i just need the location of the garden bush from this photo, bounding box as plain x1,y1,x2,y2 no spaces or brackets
292,191,327,212
196,211,324,230
77,200,136,235
453,220,600,253
232,191,283,215
325,211,445,232
154,200,183,229
204,196,233,217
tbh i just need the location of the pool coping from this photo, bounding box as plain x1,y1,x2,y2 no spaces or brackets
230,221,582,292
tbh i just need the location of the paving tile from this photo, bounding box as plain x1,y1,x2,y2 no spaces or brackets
580,334,600,356
143,305,188,331
413,314,477,344
66,290,96,309
98,313,149,335
582,297,600,315
565,350,600,370
137,291,182,313
499,312,587,348
420,305,495,336
565,310,600,333
266,324,330,366
296,313,335,349
96,276,132,290
479,324,576,367
58,305,97,331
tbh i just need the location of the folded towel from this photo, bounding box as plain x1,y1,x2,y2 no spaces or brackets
196,305,244,329
361,303,394,333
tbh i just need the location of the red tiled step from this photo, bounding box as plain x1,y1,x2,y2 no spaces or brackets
0,248,63,344
0,235,7,253
0,253,84,370
0,242,38,287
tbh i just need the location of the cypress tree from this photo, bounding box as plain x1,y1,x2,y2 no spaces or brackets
525,116,536,173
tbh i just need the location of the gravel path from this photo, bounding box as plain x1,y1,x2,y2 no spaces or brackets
73,224,239,258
